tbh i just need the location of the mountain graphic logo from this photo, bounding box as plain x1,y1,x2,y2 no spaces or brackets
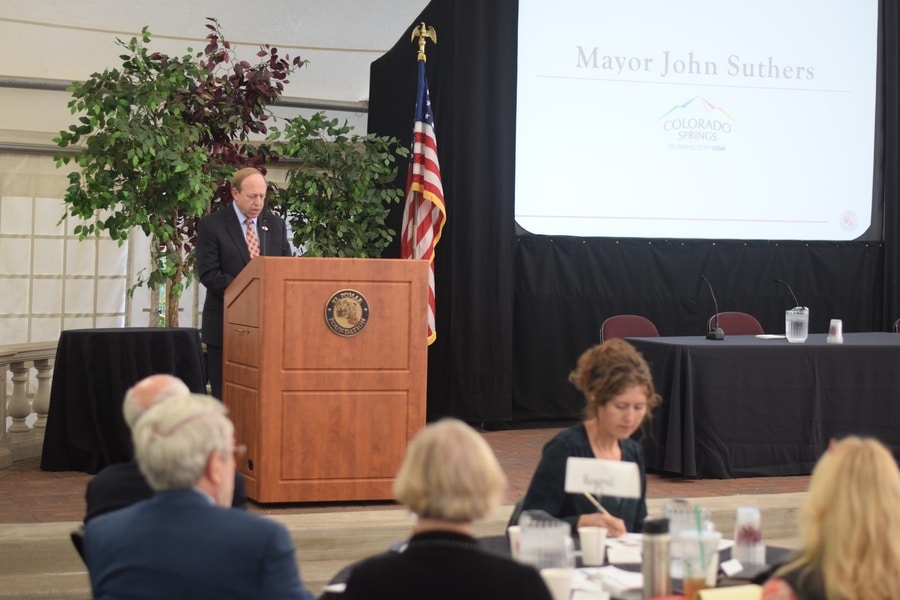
658,96,733,150
658,96,735,122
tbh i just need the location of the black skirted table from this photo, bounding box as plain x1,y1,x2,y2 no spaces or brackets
628,332,900,478
40,327,207,473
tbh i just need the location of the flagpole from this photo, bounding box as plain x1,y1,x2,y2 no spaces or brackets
409,23,436,257
404,22,445,345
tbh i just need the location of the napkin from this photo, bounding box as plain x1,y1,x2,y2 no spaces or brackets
571,571,610,600
606,545,642,564
590,565,643,595
605,533,643,564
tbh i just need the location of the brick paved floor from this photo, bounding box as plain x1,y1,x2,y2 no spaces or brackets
0,427,810,524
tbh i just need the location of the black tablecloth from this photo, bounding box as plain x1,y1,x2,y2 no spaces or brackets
40,327,207,473
629,332,900,478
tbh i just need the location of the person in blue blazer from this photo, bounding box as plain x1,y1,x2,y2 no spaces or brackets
197,167,293,398
84,393,313,600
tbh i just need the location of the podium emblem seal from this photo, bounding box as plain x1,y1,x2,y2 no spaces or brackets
325,289,369,337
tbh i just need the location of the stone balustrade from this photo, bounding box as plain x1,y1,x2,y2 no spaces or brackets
1,342,56,469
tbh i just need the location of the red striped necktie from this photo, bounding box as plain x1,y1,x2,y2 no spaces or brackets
245,218,259,258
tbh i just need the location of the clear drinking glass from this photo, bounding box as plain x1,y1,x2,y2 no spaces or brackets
518,511,576,569
680,530,722,599
785,307,809,343
664,498,712,578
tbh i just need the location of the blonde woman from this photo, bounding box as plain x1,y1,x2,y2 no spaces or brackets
338,419,552,600
762,436,900,600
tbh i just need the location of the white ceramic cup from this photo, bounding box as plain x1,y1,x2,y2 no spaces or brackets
540,567,575,600
578,525,608,566
507,525,522,560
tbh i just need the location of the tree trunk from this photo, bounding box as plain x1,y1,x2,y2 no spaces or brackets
166,278,180,328
163,234,183,328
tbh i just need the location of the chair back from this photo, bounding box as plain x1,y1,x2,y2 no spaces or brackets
708,311,764,335
70,524,86,563
600,315,660,342
507,497,525,529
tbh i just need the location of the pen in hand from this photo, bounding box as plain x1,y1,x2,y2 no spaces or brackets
583,492,608,514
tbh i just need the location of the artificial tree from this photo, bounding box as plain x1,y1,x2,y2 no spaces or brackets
269,113,408,258
54,19,304,326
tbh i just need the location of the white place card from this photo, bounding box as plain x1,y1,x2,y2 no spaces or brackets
564,457,641,499
719,558,744,577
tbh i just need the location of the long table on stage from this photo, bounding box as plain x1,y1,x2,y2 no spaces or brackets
40,327,208,473
627,332,900,479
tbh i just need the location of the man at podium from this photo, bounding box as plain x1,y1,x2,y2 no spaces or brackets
197,167,293,398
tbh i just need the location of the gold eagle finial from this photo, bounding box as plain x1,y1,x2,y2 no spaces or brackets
411,22,437,59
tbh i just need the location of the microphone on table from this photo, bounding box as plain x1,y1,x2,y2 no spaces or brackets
700,275,725,340
774,278,800,308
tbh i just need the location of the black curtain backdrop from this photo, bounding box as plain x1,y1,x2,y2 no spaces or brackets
370,0,519,422
369,0,900,424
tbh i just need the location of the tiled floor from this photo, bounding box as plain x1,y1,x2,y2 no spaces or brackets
0,427,810,524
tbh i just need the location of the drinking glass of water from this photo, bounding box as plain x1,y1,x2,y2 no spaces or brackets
785,307,809,343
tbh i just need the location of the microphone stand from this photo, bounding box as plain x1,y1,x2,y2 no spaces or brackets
774,278,800,308
259,214,268,257
701,275,725,340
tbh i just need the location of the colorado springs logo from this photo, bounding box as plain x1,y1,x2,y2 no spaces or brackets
658,96,734,151
325,289,369,337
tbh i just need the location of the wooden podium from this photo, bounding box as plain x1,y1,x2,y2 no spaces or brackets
222,257,428,502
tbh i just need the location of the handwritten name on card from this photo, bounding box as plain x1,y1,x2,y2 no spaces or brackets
564,457,640,499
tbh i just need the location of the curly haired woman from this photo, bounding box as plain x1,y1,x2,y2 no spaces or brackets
519,338,660,536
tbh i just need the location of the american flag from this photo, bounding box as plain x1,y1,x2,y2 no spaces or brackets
401,57,446,345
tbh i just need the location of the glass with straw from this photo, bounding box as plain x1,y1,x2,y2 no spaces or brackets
679,506,721,599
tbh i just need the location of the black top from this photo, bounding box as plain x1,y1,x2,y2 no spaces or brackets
774,567,827,600
337,531,553,600
521,423,648,532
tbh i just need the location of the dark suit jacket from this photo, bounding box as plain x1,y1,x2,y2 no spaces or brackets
197,205,292,346
83,460,248,522
84,489,314,600
337,531,553,600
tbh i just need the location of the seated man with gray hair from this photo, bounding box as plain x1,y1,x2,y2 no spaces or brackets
84,393,314,600
83,374,247,522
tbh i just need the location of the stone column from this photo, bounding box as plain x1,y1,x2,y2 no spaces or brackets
32,358,53,431
7,361,31,434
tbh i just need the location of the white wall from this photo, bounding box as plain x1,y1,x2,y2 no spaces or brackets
0,0,430,345
1,0,429,135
